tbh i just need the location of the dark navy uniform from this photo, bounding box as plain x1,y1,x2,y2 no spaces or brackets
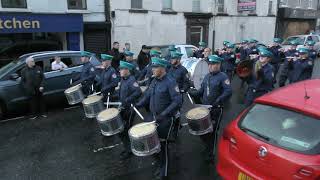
77,61,96,95
220,52,236,80
118,74,142,158
279,49,298,87
96,66,119,100
244,63,274,106
137,73,182,178
288,58,313,83
129,61,141,80
168,64,190,92
138,63,153,86
269,45,282,77
189,55,232,163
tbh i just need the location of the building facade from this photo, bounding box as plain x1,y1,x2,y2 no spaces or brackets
110,0,278,54
276,0,320,38
0,0,111,56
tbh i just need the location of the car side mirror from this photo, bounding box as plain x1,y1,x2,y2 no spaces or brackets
9,73,19,80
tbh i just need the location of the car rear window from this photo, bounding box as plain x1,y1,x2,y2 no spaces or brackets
239,104,320,155
283,36,305,45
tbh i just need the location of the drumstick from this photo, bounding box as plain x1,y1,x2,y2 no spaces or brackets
88,91,101,97
187,92,194,104
131,104,144,120
104,102,121,106
195,104,213,109
106,93,110,108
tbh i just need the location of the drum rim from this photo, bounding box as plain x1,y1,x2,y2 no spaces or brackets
64,84,82,94
186,107,210,120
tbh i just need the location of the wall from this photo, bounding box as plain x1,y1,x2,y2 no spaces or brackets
0,0,106,22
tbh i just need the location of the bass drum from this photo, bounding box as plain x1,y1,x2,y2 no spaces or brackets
181,58,208,90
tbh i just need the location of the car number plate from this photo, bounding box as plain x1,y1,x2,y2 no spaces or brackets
238,172,252,180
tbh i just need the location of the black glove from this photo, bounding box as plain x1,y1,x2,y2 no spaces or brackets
188,88,198,97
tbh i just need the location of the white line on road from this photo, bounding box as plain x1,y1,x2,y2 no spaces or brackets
93,143,122,153
64,106,80,111
0,116,25,123
181,123,188,127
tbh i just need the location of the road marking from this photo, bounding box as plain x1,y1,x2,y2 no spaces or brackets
93,143,122,153
0,116,25,123
64,106,80,110
181,123,188,127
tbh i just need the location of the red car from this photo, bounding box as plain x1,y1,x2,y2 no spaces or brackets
217,79,320,180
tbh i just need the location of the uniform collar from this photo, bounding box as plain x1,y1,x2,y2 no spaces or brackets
210,70,220,76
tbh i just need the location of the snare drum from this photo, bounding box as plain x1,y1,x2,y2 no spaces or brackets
129,122,161,157
64,84,85,105
96,108,124,136
82,95,104,118
186,107,213,135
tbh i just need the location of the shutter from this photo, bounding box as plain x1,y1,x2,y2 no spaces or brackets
84,30,108,54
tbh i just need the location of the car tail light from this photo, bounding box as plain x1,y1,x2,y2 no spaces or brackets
294,166,320,179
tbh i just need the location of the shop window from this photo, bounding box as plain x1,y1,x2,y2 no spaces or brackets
190,26,203,46
1,0,27,8
68,0,87,10
131,0,143,9
162,0,172,10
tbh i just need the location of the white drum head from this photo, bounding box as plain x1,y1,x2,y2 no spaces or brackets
97,108,119,122
129,122,156,138
186,107,209,120
182,59,208,90
82,95,102,105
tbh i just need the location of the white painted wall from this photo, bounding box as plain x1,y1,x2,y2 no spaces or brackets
0,0,106,22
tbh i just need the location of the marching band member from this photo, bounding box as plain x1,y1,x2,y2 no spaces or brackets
138,49,162,87
124,50,140,80
117,61,142,160
306,40,317,61
136,57,182,180
280,47,313,86
95,54,119,101
71,51,96,96
239,39,249,61
278,40,299,87
220,43,236,80
269,38,283,79
168,51,191,139
188,55,232,164
244,49,274,106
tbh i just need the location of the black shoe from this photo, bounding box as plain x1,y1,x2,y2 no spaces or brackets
29,116,38,120
120,152,133,160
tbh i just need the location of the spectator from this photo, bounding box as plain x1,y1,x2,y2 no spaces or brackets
108,42,123,70
51,56,68,71
21,57,46,119
123,42,131,51
137,45,151,70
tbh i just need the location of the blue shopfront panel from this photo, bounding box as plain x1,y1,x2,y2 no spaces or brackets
0,14,83,33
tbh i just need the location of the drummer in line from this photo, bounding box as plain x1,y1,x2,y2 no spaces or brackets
71,51,96,96
188,55,232,164
167,51,191,139
116,61,142,160
136,57,182,180
95,54,119,101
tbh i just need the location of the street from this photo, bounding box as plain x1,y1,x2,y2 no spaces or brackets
0,59,319,180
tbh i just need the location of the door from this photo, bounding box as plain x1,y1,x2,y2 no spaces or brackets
41,54,84,103
186,16,209,47
190,26,203,46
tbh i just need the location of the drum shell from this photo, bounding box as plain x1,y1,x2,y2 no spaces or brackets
64,87,84,105
82,96,104,118
181,58,209,90
129,128,161,157
97,114,124,136
187,113,213,135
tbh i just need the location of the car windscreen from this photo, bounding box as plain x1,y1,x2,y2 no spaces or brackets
239,104,320,155
0,59,20,79
283,36,305,45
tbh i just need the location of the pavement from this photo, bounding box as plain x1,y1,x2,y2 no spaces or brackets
0,59,319,180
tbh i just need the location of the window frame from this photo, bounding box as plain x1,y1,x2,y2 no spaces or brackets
162,0,172,10
216,0,225,13
67,0,87,10
1,0,27,9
